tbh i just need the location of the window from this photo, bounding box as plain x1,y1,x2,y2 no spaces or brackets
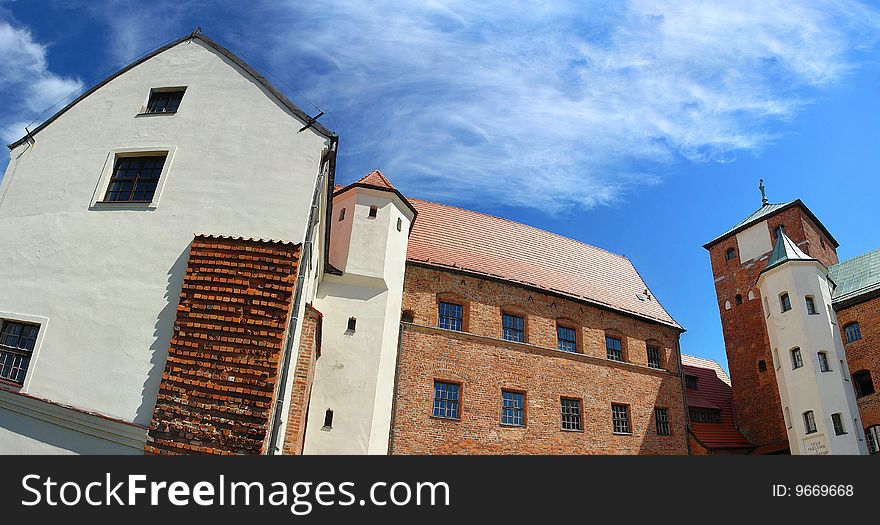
368,205,378,218
784,407,792,429
145,88,185,114
758,360,767,373
561,398,582,431
832,413,846,436
726,248,737,261
735,294,743,306
790,348,803,370
775,224,785,238
818,352,830,372
323,409,334,429
853,370,875,398
780,293,792,313
396,217,402,231
0,321,39,385
438,301,463,331
685,375,699,390
611,404,631,434
654,408,670,436
501,390,525,427
346,317,357,332
866,426,880,454
805,296,817,315
338,208,345,221
803,411,817,434
647,346,662,369
821,238,826,249
606,336,623,362
432,381,460,419
557,324,577,353
689,407,722,423
502,313,525,343
844,323,862,343
773,348,780,369
102,155,166,203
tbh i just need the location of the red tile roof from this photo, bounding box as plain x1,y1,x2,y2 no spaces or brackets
681,354,753,450
405,199,681,329
356,169,396,190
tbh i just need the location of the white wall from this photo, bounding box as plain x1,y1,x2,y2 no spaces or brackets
303,188,413,454
759,261,867,455
0,39,329,453
736,220,772,262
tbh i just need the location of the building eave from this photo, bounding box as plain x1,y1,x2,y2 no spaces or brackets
703,200,840,250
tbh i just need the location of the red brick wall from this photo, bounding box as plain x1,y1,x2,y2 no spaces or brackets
282,304,322,455
707,204,838,447
391,264,687,455
145,235,301,455
835,295,880,437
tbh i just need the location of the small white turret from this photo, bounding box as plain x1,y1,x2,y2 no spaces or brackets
756,232,867,455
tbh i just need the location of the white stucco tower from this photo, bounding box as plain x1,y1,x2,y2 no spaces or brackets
303,171,416,454
756,232,867,455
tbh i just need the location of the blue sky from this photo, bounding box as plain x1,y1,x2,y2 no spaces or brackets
1,1,879,371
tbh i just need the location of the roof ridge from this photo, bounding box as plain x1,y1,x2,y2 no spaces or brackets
408,198,631,262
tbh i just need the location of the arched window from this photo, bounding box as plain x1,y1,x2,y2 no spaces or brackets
817,351,830,372
726,248,737,261
853,370,875,398
780,293,792,313
784,407,792,429
758,360,767,373
724,300,732,311
735,294,743,306
805,296,817,315
772,348,780,370
844,323,862,343
790,347,803,370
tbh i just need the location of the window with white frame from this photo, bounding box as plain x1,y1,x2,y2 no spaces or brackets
866,426,880,454
803,410,817,435
0,320,39,385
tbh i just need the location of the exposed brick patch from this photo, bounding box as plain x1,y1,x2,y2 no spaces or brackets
835,295,880,435
145,235,301,455
282,303,322,455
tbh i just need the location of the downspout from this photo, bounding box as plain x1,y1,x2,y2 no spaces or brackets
387,320,405,455
267,137,337,454
676,335,692,455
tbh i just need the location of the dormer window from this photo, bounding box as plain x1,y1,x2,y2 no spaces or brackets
145,88,185,114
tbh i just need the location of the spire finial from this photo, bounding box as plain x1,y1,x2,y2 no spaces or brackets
759,179,769,206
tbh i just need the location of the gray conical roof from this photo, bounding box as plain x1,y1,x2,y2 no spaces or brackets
762,231,818,274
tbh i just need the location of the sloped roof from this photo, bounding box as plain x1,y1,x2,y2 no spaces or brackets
829,248,880,306
8,31,334,149
356,170,396,190
762,231,818,275
704,200,839,249
333,169,417,218
406,199,682,329
681,354,752,450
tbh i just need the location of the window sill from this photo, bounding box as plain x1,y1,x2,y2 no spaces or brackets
430,416,461,422
805,430,818,435
135,111,177,117
90,201,156,211
500,424,526,429
0,378,24,390
613,432,633,436
560,428,584,433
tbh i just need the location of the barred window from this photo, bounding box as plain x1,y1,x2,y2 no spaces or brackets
791,347,803,370
432,381,460,419
103,155,166,203
561,398,582,431
557,324,577,353
501,390,525,427
818,352,830,372
146,89,185,113
0,321,39,385
832,413,846,436
606,336,623,362
805,296,817,315
804,410,817,434
438,302,463,331
654,407,670,436
612,404,631,434
502,313,524,343
689,407,722,423
780,293,792,313
866,426,880,455
647,346,662,369
844,323,862,343
853,370,875,398
685,375,699,390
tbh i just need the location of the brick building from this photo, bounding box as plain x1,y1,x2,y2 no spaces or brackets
705,187,878,454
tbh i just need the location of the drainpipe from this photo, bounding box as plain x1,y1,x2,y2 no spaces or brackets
677,336,692,455
387,320,406,455
266,138,337,454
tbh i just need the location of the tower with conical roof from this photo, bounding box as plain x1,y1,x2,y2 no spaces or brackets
756,231,866,454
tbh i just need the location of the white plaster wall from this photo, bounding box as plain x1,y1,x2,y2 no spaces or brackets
736,220,772,262
0,39,329,453
303,191,413,454
759,262,867,455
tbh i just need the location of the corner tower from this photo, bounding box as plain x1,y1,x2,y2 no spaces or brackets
704,182,840,449
756,232,866,454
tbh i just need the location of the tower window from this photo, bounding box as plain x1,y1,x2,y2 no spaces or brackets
758,360,767,373
790,347,803,370
821,238,826,249
145,88,185,114
866,426,880,454
853,370,875,398
502,313,525,343
780,293,792,313
323,409,334,429
438,301,463,331
432,381,461,419
346,317,357,332
501,390,525,427
556,324,577,353
805,296,817,315
654,407,670,436
726,248,737,261
612,403,631,434
368,205,378,218
844,323,862,343
832,413,846,436
606,336,624,362
560,398,583,431
338,208,346,221
803,411,817,434
647,346,662,369
817,352,830,372
735,294,743,306
396,217,402,231
784,407,792,429
685,375,699,390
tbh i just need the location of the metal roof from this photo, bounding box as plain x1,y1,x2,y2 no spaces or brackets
703,200,840,250
829,248,880,306
762,231,817,275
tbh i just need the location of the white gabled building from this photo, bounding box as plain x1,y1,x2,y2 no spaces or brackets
756,231,867,455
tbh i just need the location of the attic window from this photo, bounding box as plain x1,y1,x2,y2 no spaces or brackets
145,88,185,114
368,205,378,218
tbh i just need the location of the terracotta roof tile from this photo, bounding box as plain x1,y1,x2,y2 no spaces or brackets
406,199,681,329
356,169,396,190
681,354,752,450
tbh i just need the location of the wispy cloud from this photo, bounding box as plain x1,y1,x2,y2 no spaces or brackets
0,19,83,144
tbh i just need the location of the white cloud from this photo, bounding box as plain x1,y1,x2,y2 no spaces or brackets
0,20,83,144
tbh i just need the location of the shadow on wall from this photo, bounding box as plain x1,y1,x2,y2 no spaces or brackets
638,364,688,456
134,241,192,426
0,407,141,454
